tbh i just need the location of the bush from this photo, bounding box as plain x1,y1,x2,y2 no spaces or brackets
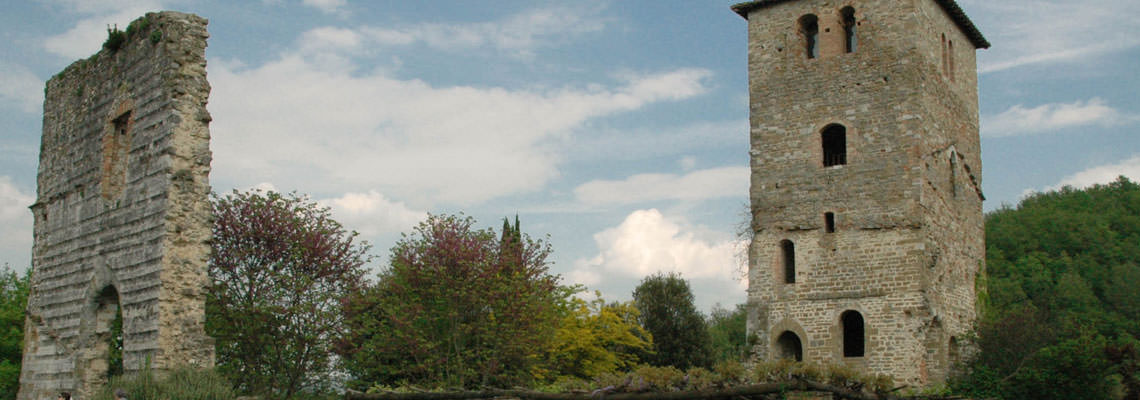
92,366,236,400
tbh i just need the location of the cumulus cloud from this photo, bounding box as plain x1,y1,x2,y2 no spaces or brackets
574,167,748,206
359,5,607,58
42,1,164,59
0,63,44,113
964,0,1140,73
1044,155,1140,192
208,47,712,206
318,190,427,237
0,176,34,271
982,98,1131,138
570,209,741,285
302,0,347,15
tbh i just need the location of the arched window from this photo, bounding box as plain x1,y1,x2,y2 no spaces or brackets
776,331,804,361
841,7,856,53
780,240,796,284
799,14,819,59
948,39,955,81
841,310,865,357
941,34,948,76
822,124,847,167
95,285,124,379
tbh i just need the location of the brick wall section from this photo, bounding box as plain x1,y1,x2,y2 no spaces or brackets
739,0,985,387
19,12,214,400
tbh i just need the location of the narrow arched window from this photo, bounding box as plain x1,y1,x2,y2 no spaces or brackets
822,124,847,167
841,7,856,53
780,240,796,284
948,39,955,82
941,34,948,77
777,331,804,361
825,212,836,233
841,310,865,357
799,14,819,59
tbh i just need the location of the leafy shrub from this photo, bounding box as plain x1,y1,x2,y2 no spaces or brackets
92,366,236,400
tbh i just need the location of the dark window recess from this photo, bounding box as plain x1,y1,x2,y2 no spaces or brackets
822,124,847,167
799,14,819,59
777,331,804,361
825,212,836,233
781,240,796,284
841,7,857,53
842,310,865,357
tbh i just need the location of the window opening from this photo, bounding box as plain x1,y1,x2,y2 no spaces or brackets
825,212,836,233
776,331,804,361
95,286,124,379
822,124,847,167
799,14,819,59
841,7,856,53
841,310,865,357
941,34,948,77
781,240,796,284
948,40,955,81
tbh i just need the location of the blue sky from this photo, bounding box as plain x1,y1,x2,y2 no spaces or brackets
1,0,1138,312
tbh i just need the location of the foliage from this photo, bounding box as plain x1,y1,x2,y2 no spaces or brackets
545,291,652,380
0,265,29,399
631,272,713,370
207,190,371,399
953,177,1140,399
706,303,749,363
92,366,236,400
103,25,126,52
338,214,561,389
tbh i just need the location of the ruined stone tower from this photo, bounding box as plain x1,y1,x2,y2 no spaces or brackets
734,0,988,386
19,12,214,400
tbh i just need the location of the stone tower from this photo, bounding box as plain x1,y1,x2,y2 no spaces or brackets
733,0,988,386
19,12,214,400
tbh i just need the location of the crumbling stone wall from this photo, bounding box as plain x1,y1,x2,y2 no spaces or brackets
19,11,214,400
733,0,986,386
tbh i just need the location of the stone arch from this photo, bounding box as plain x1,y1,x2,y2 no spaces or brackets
77,280,124,397
840,310,865,357
771,319,808,362
799,14,819,59
822,124,847,167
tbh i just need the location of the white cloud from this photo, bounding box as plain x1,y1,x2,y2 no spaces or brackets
42,1,164,59
302,0,346,15
965,0,1140,73
359,5,607,58
0,63,44,113
1044,154,1140,192
982,98,1131,138
574,166,748,206
318,190,427,237
570,209,742,284
0,176,34,271
209,48,711,206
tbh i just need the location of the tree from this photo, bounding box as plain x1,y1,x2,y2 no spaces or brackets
338,214,562,389
0,264,29,399
632,272,712,370
546,292,652,380
207,190,371,399
707,304,749,363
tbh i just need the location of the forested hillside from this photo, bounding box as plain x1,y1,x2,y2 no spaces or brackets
955,176,1140,400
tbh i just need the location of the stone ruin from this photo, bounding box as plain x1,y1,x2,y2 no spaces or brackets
18,11,215,400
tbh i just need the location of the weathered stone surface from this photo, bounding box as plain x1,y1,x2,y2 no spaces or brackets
738,0,985,387
19,11,214,400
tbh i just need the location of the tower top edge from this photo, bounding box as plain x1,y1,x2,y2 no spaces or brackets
729,0,990,49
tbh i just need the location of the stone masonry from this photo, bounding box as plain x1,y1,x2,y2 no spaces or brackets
19,12,214,400
734,0,987,386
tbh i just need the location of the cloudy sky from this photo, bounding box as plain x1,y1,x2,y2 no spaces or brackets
1,0,1138,312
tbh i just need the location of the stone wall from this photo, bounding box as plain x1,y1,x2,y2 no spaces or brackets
19,11,214,400
736,0,985,386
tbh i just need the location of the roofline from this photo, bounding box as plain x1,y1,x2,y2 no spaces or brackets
730,0,990,49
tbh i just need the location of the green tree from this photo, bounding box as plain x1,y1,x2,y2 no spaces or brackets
338,214,561,389
207,190,371,399
546,291,652,380
632,272,712,370
955,177,1140,399
0,265,29,399
707,303,749,363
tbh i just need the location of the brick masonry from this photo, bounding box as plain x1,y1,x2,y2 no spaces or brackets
736,0,986,387
19,12,215,400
